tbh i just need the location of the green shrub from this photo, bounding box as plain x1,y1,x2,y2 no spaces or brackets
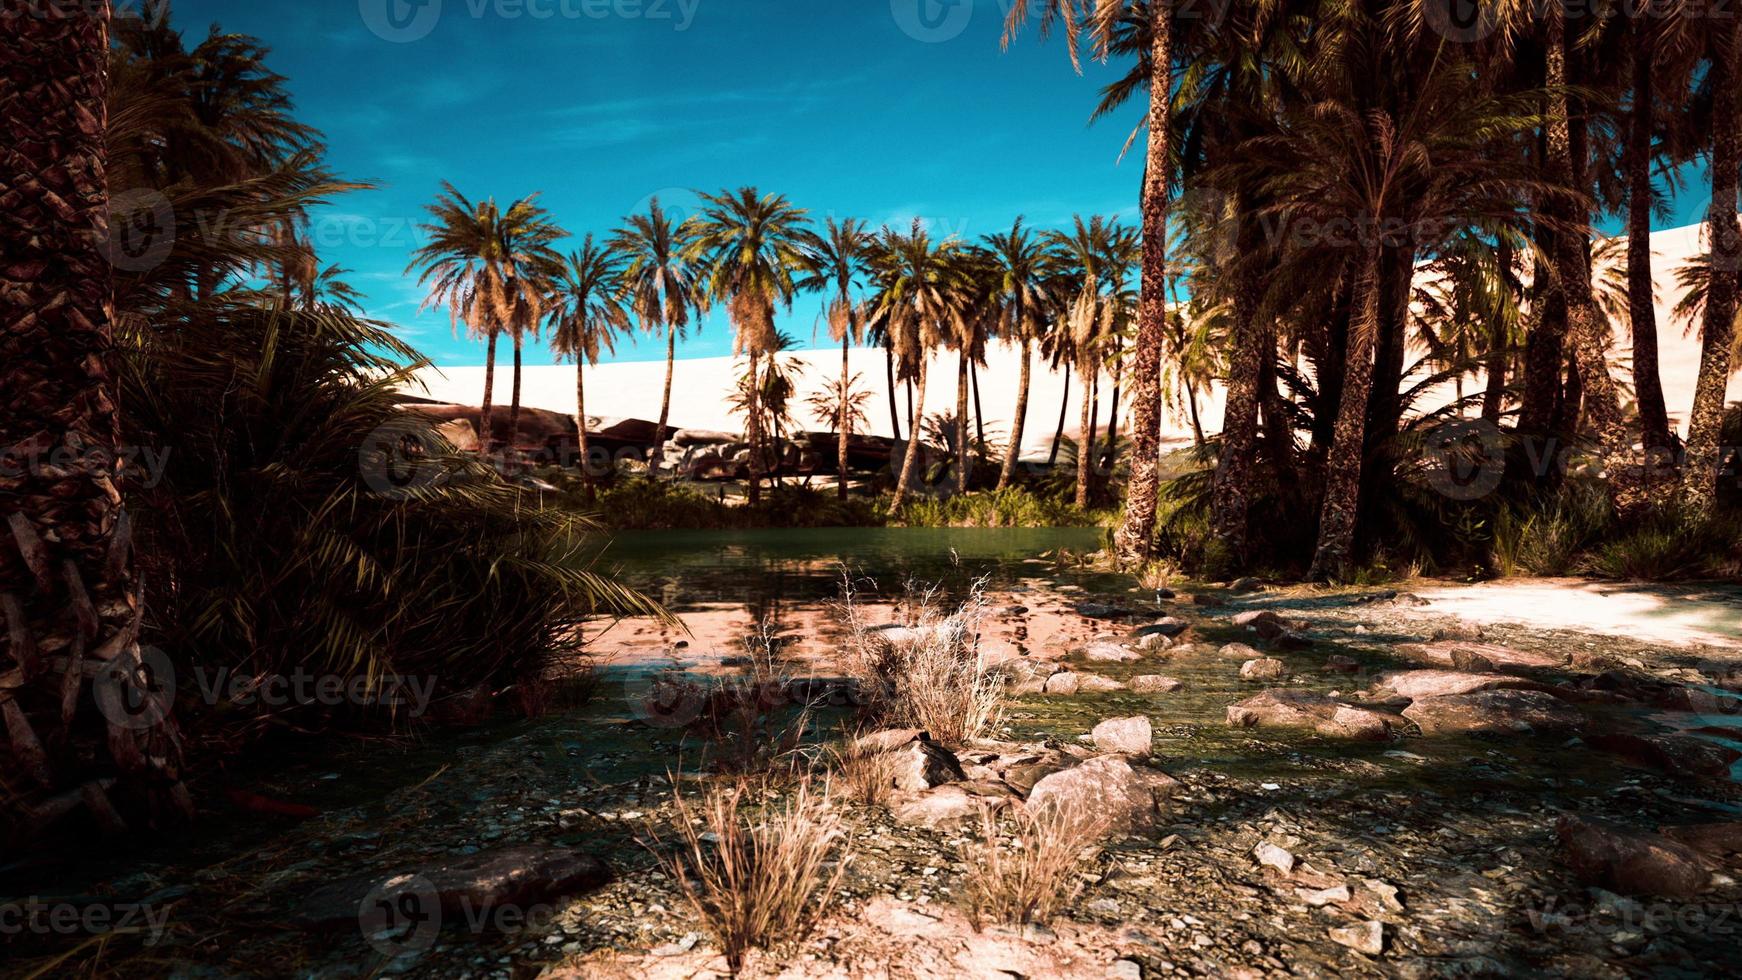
888,487,1109,528
1582,506,1742,581
1489,482,1613,577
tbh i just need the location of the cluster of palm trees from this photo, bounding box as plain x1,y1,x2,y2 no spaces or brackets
408,187,1159,509
1010,0,1741,577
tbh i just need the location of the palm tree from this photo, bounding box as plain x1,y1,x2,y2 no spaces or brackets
980,218,1054,488
947,249,997,493
797,217,874,499
548,236,629,504
1007,0,1174,563
867,220,963,509
2,0,189,829
612,197,709,464
409,184,564,453
1046,215,1126,509
1686,21,1742,507
687,187,814,505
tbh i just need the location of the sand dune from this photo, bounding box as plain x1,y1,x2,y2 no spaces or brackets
405,220,1740,451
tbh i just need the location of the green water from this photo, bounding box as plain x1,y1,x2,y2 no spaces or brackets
591,526,1110,609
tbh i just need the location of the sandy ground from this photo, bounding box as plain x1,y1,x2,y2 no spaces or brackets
405,220,1739,450
1409,579,1742,650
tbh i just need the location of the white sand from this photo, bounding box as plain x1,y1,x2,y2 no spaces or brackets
1411,579,1742,649
404,220,1739,450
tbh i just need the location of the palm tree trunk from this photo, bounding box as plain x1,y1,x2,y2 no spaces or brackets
956,349,971,493
1485,236,1517,422
971,359,986,449
508,331,524,455
885,344,902,442
1076,368,1095,509
998,338,1033,489
745,349,764,506
1308,247,1382,581
1112,0,1172,564
1211,206,1265,567
480,329,498,452
1628,18,1672,452
1188,386,1206,449
653,324,677,468
837,331,852,501
1103,337,1122,464
576,359,594,505
1049,370,1071,467
892,361,929,510
1545,8,1627,458
1,0,188,833
1686,22,1742,508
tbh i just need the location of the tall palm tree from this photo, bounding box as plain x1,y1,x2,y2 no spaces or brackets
612,197,709,464
687,187,814,505
2,0,189,829
1008,0,1174,563
867,220,964,509
1686,20,1742,506
409,184,564,452
548,236,629,504
1046,215,1126,509
797,217,874,499
981,218,1055,488
947,249,997,493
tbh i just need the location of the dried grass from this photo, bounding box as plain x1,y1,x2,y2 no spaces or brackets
835,572,1005,745
959,804,1110,930
653,776,851,974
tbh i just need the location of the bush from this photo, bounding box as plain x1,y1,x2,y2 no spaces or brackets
653,776,850,974
1582,506,1742,581
889,486,1110,528
123,305,665,748
592,476,883,529
1489,482,1612,577
960,805,1109,929
835,575,1004,745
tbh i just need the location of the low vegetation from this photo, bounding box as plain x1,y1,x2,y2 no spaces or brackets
961,806,1111,930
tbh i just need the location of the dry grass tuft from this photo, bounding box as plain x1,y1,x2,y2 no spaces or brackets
835,572,1004,745
960,804,1110,930
829,742,903,807
653,776,851,974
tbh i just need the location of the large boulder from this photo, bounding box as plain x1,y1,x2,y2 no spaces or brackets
1091,716,1153,756
888,739,967,792
1227,690,1400,741
1372,669,1549,701
1557,815,1710,898
1586,732,1742,779
1026,756,1178,837
294,846,609,932
891,784,1000,829
1401,690,1583,736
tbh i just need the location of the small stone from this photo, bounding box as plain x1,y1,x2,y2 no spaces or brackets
1363,879,1405,912
1329,920,1384,956
1043,672,1081,696
1254,841,1295,874
1130,675,1183,694
1297,884,1351,907
1111,959,1144,980
1219,642,1262,660
1240,658,1288,681
1092,716,1153,756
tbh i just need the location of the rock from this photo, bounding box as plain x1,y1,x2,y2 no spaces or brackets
853,728,924,755
1191,594,1226,607
1430,622,1486,642
1373,670,1547,700
1130,675,1183,694
1026,756,1177,836
1092,716,1153,755
1135,632,1172,653
1402,690,1584,736
1227,690,1400,741
1232,609,1283,629
1660,822,1742,858
1362,879,1405,912
1586,732,1741,779
1111,959,1144,980
1043,672,1081,696
1219,642,1262,660
1297,884,1351,907
1080,641,1141,663
1137,617,1190,639
1557,815,1710,898
1152,588,1177,600
1449,647,1498,672
1229,577,1263,593
891,784,999,829
1253,841,1295,874
1274,631,1315,650
1396,641,1565,670
1077,674,1126,693
1322,655,1361,674
1329,921,1384,956
1002,761,1069,795
1240,658,1288,682
294,846,609,932
1076,601,1136,620
888,739,966,791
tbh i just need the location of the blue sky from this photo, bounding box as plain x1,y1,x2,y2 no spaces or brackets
172,0,1715,366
